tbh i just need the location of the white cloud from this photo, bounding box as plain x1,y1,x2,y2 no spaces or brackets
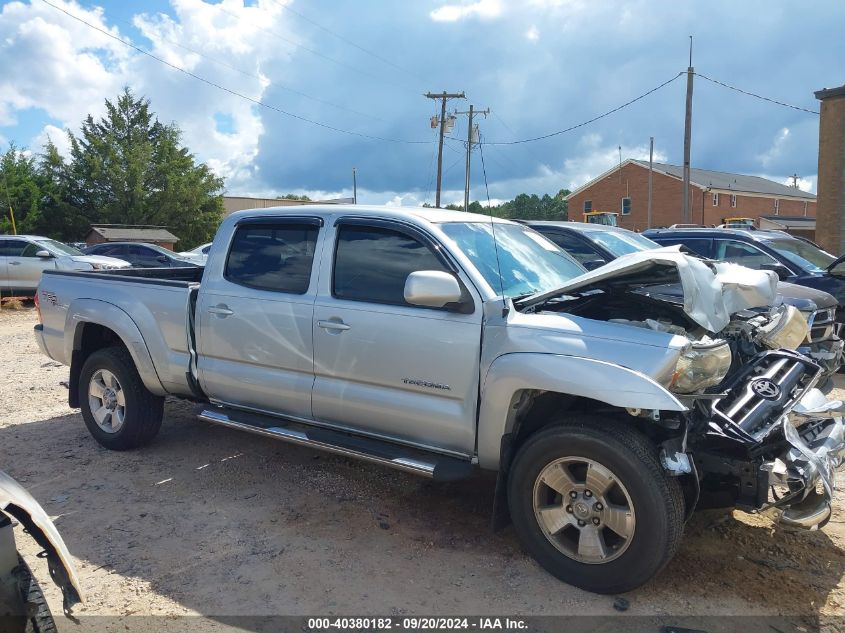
30,124,71,157
758,127,790,169
525,25,539,41
430,0,502,22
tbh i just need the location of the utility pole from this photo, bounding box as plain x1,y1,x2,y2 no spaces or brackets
352,167,358,204
647,137,654,229
425,91,465,207
682,36,694,224
791,173,800,188
455,104,490,212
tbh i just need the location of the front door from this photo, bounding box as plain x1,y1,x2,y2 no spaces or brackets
3,240,55,291
311,219,483,455
196,217,324,419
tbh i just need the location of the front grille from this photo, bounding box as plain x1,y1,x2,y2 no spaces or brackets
808,307,836,343
711,350,821,442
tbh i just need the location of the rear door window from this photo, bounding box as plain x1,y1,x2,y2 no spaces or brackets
225,223,319,294
713,239,778,267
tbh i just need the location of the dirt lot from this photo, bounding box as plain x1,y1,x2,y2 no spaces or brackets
2,307,845,625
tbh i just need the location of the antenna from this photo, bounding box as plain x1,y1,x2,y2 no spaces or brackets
478,133,507,311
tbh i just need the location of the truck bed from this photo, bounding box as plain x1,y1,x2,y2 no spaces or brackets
37,267,203,398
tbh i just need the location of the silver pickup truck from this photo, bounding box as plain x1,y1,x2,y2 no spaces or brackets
34,205,845,594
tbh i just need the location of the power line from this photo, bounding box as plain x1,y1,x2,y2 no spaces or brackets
481,72,685,145
128,17,380,121
41,0,429,145
267,0,425,83
693,72,820,115
215,4,414,93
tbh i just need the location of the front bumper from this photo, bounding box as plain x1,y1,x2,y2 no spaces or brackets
766,393,845,530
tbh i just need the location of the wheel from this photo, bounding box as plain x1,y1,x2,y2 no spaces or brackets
507,417,685,594
2,557,57,633
79,346,164,450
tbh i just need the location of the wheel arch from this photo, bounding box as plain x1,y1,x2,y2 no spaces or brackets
477,352,687,470
65,300,166,407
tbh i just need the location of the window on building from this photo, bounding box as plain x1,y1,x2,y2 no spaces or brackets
333,225,447,307
730,194,737,208
712,193,719,206
225,222,319,294
583,200,592,214
621,197,631,215
804,201,808,217
774,199,780,215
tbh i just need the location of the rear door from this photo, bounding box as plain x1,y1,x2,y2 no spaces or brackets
311,218,483,455
196,217,323,419
1,238,38,291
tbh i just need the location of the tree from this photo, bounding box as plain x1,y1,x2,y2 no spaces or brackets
56,88,224,247
278,193,312,201
0,145,43,235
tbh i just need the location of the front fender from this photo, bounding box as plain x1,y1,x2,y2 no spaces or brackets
64,299,166,397
0,471,82,614
476,352,687,469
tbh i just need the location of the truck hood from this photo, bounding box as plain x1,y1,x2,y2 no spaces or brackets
517,245,778,332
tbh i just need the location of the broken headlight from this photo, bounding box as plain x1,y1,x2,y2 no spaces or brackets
756,305,810,350
670,340,732,393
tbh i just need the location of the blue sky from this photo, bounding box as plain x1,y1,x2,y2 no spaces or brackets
0,0,842,206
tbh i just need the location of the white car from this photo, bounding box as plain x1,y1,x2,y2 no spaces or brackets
0,235,129,294
178,242,211,265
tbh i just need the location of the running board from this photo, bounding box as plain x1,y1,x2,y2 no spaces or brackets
198,408,473,482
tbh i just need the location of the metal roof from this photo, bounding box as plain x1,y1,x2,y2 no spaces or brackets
630,160,816,199
87,225,179,242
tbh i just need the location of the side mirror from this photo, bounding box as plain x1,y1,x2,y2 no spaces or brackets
404,270,463,309
35,250,52,258
582,258,606,271
760,262,791,281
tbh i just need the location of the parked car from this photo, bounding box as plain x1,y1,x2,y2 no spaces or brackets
83,242,201,268
34,205,845,594
525,221,844,377
0,235,129,294
179,242,212,265
1,470,82,629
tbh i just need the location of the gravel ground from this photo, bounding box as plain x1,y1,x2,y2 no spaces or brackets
2,307,845,627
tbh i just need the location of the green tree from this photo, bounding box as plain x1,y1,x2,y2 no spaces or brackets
61,88,224,247
0,144,43,235
278,193,312,201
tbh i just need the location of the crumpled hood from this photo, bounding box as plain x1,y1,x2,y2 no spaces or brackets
519,245,778,332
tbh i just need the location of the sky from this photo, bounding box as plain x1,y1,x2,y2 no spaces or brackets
0,0,842,207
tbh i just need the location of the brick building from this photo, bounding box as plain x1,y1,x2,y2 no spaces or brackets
565,160,816,232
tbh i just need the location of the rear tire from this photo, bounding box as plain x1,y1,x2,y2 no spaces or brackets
79,346,164,450
507,417,685,594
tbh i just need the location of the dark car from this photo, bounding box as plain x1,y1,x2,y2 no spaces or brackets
83,242,201,268
527,221,843,377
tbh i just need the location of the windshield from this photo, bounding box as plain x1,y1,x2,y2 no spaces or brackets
35,239,82,256
439,222,585,298
587,231,659,257
762,238,835,273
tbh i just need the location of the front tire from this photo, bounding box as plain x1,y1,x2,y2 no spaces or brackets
507,417,684,594
79,347,164,450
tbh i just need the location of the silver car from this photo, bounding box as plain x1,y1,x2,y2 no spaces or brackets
0,235,129,294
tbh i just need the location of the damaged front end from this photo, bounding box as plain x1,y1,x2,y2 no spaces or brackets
516,247,845,529
690,350,845,529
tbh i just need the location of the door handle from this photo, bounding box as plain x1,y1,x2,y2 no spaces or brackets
9,261,20,266
207,305,234,317
317,320,351,331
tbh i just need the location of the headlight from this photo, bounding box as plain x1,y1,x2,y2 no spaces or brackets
757,305,809,350
670,340,732,394
90,263,115,270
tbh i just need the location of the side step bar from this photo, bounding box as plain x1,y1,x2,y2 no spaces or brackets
198,407,474,482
